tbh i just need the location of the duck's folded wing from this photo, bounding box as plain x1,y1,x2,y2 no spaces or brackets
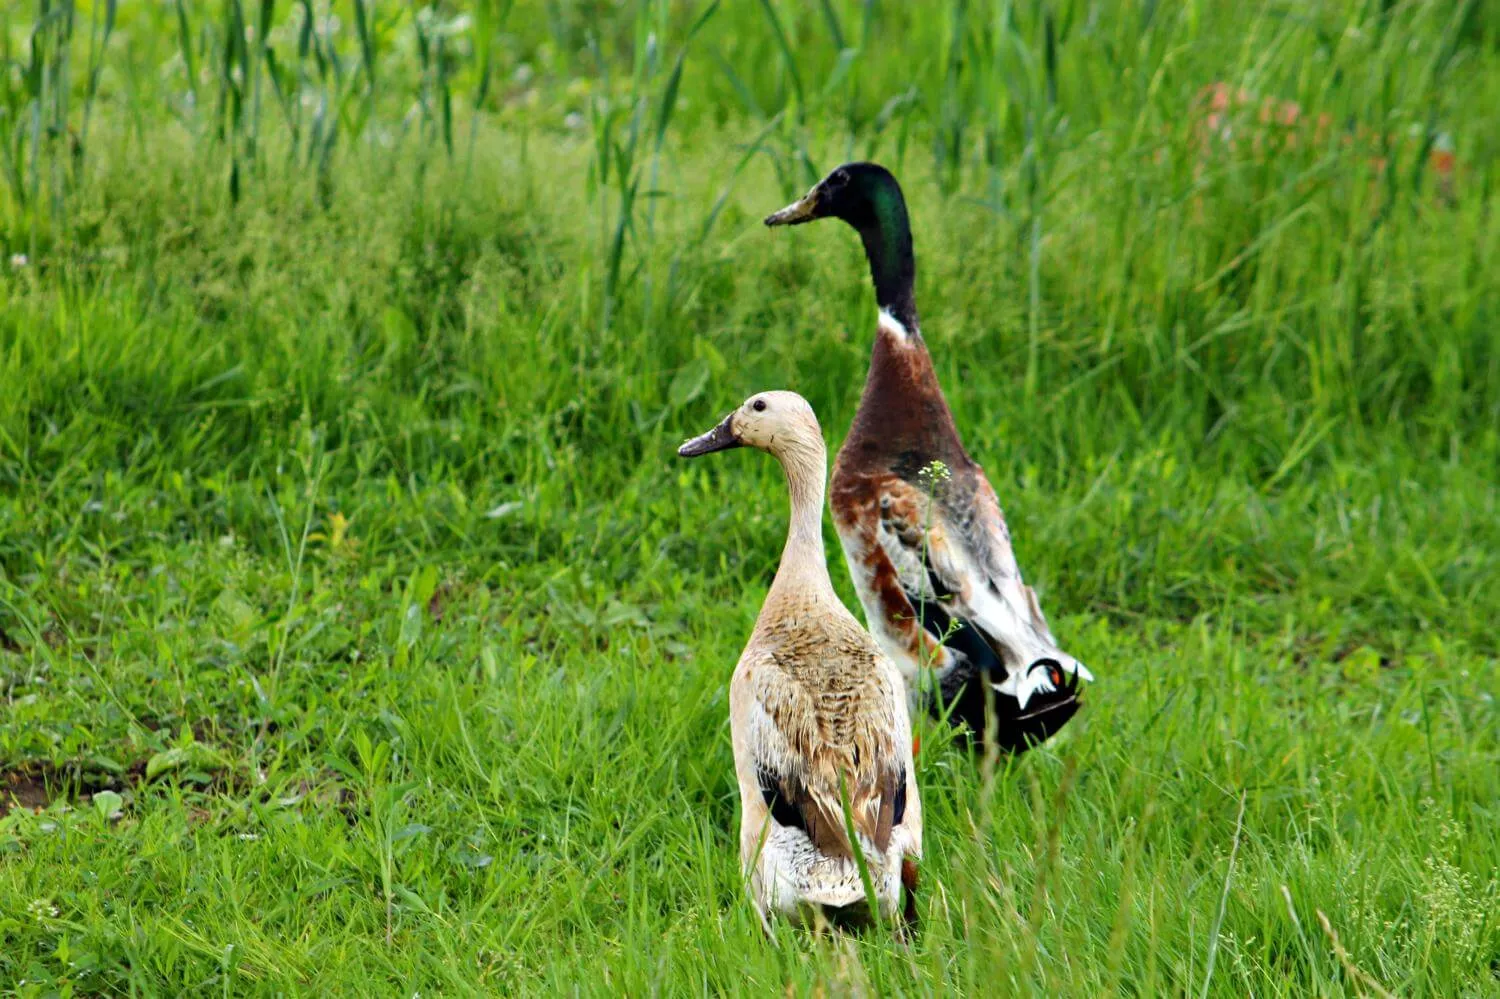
874,474,1092,708
745,665,910,857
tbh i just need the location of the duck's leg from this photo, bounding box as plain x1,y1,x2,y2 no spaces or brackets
755,903,777,943
899,857,920,935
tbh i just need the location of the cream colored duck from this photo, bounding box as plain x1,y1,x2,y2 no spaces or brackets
679,390,921,932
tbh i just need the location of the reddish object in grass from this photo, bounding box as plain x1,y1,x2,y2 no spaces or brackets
1187,81,1461,203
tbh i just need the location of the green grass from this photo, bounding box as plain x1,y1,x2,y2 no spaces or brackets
1,0,1498,994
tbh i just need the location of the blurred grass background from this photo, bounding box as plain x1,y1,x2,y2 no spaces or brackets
0,0,1496,994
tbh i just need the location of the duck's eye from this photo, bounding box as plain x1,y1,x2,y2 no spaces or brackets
752,399,767,412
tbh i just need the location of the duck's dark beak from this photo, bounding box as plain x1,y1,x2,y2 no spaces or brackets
764,186,823,227
678,413,743,458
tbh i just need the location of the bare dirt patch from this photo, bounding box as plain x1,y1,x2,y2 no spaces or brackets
0,761,145,816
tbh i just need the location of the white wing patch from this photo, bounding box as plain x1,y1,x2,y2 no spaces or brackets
874,480,1093,709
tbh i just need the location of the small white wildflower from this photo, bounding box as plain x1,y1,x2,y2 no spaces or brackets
10,253,27,269
27,898,59,922
919,459,952,487
564,112,584,130
513,63,533,85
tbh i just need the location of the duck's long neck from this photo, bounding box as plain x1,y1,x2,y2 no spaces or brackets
837,181,964,457
854,186,918,336
769,438,836,600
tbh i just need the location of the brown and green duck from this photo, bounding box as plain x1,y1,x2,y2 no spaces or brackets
765,163,1093,754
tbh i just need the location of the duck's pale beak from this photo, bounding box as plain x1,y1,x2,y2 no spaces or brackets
763,186,823,227
678,413,743,458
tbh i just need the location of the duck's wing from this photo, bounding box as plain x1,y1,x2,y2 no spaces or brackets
740,649,912,859
868,469,1093,712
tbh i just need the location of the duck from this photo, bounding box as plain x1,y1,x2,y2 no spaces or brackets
678,390,921,933
764,163,1094,754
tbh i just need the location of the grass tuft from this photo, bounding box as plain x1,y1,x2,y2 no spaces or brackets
0,0,1496,993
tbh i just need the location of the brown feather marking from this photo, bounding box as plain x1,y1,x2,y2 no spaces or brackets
1023,583,1053,637
901,857,920,929
871,764,905,854
830,470,943,667
838,322,971,465
767,768,849,859
754,631,903,859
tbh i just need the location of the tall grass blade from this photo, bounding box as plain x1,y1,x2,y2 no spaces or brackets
696,110,785,246
817,0,846,50
756,0,804,122
837,772,885,934
175,0,198,104
653,0,720,151
78,0,118,160
351,0,376,88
